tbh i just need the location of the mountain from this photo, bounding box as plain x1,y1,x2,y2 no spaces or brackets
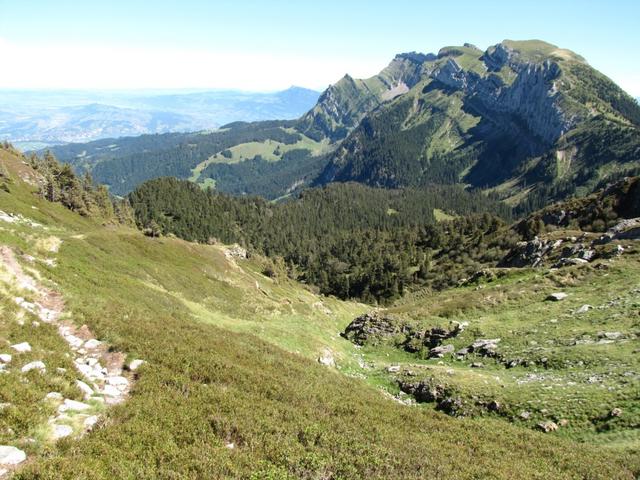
45,40,640,209
318,40,640,211
0,143,638,478
0,87,320,149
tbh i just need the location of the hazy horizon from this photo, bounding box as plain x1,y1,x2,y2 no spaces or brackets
1,0,639,95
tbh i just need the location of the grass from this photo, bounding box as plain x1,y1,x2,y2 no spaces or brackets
0,148,638,478
189,130,329,183
355,253,640,461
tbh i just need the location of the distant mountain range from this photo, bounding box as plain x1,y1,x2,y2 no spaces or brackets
0,87,319,149
48,40,640,212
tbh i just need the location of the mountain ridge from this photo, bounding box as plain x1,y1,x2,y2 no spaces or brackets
44,39,640,210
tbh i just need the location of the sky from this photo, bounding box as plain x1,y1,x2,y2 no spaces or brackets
0,0,639,95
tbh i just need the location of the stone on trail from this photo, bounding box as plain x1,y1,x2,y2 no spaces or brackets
59,399,91,413
101,384,122,397
84,339,101,349
0,445,26,465
76,380,94,398
107,376,129,387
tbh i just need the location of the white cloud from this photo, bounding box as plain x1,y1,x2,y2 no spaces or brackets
0,38,384,91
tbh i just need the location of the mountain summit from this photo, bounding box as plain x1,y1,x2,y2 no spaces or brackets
315,40,640,209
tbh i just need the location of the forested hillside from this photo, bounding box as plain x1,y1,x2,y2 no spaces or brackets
130,178,514,303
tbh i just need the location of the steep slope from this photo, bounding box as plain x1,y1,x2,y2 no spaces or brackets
318,40,640,210
0,147,636,478
296,52,432,141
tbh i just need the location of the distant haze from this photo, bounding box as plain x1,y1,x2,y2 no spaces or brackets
0,87,320,150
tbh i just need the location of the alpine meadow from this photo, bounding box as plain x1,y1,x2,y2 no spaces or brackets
0,1,639,479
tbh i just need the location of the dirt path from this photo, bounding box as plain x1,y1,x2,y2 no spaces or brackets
0,245,143,477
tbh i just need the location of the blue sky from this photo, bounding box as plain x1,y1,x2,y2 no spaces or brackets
1,0,639,94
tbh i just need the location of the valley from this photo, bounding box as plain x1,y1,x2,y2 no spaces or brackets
0,3,639,474
0,140,638,478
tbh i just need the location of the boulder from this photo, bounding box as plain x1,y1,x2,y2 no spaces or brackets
128,359,145,371
537,421,558,433
428,344,455,358
498,237,560,268
84,415,99,429
317,349,336,367
10,342,31,353
342,312,403,346
598,331,623,340
575,304,592,314
46,392,63,400
58,399,91,412
610,407,623,418
0,445,26,465
546,292,568,301
0,354,11,363
469,339,501,357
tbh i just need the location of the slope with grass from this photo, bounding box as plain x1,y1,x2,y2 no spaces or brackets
1,147,636,478
337,182,640,465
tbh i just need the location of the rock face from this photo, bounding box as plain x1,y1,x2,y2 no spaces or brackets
0,445,26,465
431,54,571,145
298,53,428,142
498,237,561,268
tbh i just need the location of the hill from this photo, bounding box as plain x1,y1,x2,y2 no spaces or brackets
1,146,636,478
